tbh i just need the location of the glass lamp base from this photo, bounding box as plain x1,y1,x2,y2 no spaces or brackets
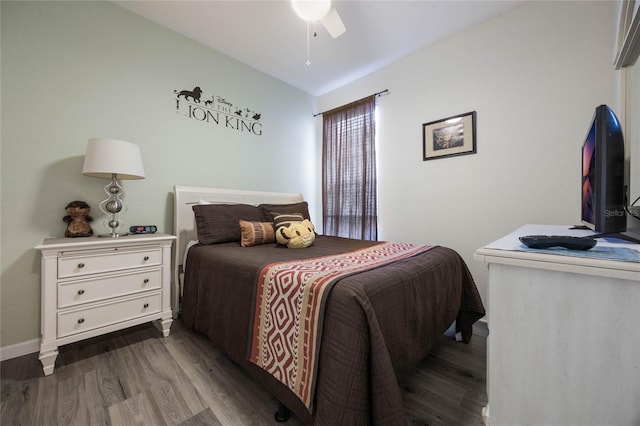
98,174,129,238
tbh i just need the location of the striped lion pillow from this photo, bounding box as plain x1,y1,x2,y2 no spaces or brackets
239,220,275,247
270,212,305,246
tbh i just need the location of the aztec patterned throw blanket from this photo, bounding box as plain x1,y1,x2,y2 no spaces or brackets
249,242,434,410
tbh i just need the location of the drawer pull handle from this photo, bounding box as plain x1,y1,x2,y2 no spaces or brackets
77,289,85,295
77,263,85,269
143,278,149,284
143,303,149,309
77,318,85,324
143,256,149,261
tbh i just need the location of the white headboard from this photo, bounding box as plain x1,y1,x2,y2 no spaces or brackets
172,185,304,314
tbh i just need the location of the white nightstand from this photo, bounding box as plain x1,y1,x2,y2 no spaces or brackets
35,233,176,376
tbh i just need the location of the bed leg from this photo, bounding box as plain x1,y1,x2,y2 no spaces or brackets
274,402,291,422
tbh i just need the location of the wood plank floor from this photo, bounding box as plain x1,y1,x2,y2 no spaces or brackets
1,319,486,425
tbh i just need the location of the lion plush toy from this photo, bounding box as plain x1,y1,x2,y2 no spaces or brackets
276,219,315,248
63,201,94,237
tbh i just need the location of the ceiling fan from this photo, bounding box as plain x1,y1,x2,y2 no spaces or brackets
291,0,346,38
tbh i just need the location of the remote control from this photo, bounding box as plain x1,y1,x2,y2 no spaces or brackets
129,225,157,234
519,235,597,250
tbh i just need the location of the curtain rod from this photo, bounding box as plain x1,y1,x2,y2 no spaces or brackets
313,89,389,117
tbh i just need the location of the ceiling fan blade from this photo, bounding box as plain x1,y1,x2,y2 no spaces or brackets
321,7,346,38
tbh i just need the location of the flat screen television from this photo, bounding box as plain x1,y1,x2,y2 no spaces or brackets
581,104,627,235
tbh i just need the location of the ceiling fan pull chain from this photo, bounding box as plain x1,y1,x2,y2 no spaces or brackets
306,21,311,66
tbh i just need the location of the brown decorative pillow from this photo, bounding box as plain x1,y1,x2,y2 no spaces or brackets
239,220,275,247
192,204,262,244
258,201,310,222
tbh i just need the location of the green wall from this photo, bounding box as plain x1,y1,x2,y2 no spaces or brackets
1,1,316,348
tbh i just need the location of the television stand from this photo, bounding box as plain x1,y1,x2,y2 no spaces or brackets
589,231,640,244
475,225,640,426
569,225,591,230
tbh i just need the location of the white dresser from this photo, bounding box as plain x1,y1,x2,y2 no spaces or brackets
475,225,640,426
35,233,176,375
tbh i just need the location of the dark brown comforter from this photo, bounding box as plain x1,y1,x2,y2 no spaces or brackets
181,235,485,425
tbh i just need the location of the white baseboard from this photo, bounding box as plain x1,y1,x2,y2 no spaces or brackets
473,317,489,338
445,317,488,339
0,320,488,362
0,338,39,362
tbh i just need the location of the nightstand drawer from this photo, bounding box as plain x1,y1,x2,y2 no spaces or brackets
58,269,162,308
57,292,162,338
58,246,161,278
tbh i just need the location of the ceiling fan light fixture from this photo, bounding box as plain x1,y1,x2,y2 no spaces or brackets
291,0,331,22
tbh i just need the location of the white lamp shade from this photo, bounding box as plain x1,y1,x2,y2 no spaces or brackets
82,138,145,180
291,0,331,22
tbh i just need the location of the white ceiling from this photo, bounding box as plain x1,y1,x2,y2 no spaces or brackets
113,0,526,96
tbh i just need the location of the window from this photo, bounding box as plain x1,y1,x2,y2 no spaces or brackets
322,95,377,240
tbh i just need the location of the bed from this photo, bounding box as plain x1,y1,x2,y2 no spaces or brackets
173,185,485,425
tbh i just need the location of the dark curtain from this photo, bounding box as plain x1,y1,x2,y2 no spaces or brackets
322,95,377,240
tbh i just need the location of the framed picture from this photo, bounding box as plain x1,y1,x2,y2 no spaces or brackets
423,111,476,161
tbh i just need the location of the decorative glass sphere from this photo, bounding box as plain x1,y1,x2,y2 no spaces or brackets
105,200,123,213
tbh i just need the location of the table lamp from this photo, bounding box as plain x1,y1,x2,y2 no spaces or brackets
82,138,145,237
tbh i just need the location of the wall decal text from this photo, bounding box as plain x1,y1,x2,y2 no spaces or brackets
174,86,263,136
